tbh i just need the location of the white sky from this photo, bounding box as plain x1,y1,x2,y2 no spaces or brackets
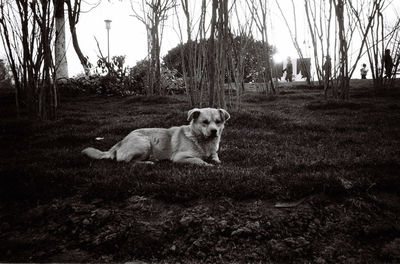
66,0,302,76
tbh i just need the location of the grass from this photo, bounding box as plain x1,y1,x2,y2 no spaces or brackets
1,80,400,262
1,83,400,204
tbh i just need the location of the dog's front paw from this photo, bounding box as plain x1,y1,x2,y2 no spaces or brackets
209,158,221,165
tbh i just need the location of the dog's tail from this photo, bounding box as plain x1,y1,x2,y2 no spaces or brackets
82,145,117,160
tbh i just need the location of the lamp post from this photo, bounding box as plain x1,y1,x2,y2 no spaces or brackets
104,19,112,63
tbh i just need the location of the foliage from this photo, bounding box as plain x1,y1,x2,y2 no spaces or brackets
163,36,276,83
129,59,185,95
0,59,12,90
60,55,137,96
65,75,134,96
0,59,8,81
160,67,185,94
127,59,149,94
61,58,184,96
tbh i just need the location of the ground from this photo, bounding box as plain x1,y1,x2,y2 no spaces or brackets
0,81,400,263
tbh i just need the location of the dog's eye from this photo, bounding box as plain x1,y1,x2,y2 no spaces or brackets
202,120,210,125
216,120,221,124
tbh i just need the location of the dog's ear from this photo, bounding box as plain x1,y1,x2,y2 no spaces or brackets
219,108,230,121
187,108,201,121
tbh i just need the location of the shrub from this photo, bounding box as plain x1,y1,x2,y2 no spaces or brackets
160,67,185,94
128,59,185,95
0,59,12,92
60,57,185,97
128,59,149,94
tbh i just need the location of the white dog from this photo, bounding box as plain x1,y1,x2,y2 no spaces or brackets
82,108,230,166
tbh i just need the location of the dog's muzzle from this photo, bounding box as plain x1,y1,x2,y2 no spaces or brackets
210,129,218,138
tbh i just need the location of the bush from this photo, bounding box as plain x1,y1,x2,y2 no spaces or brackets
128,59,148,94
61,74,141,96
128,59,185,95
0,59,12,92
61,58,185,97
160,67,185,94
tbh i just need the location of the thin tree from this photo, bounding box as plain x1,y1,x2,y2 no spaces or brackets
275,0,311,85
229,1,253,110
65,0,92,75
131,0,175,95
207,0,218,106
350,0,399,90
54,0,69,82
215,0,230,108
304,0,333,98
0,0,57,119
173,0,204,106
248,0,275,94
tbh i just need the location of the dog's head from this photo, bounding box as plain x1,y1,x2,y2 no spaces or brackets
187,108,230,139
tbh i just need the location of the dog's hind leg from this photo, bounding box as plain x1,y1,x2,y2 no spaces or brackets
115,134,152,163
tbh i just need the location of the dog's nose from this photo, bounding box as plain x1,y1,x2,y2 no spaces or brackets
210,129,217,136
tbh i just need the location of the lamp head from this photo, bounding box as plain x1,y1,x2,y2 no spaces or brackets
104,19,112,29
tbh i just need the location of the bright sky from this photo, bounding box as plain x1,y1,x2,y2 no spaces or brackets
66,0,302,76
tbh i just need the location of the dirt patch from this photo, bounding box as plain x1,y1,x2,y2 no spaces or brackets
1,194,399,263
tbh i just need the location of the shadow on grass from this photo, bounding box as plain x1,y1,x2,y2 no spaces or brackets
242,93,277,103
1,166,83,203
306,100,372,111
123,95,184,105
227,110,285,129
0,119,35,136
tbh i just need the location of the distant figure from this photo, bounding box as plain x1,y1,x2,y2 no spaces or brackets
360,63,368,79
383,49,394,78
322,55,332,88
283,57,293,82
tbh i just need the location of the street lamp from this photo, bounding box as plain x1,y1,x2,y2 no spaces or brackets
104,19,112,63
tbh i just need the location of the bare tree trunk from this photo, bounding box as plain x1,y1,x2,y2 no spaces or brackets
333,0,349,99
155,17,162,95
54,0,69,82
208,0,217,107
131,0,174,95
248,0,275,94
304,0,323,83
40,0,56,119
261,0,275,94
216,0,227,108
230,2,253,111
65,0,90,75
275,0,311,85
179,0,195,106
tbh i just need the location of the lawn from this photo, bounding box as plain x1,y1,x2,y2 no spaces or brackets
1,81,400,263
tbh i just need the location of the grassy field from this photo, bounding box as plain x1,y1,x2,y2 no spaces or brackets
1,80,400,263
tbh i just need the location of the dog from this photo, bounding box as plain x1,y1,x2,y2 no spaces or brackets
82,108,230,166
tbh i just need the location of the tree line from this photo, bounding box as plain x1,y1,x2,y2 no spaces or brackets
0,0,399,120
279,0,400,99
0,0,88,120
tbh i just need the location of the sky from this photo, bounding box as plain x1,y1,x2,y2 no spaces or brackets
66,0,302,77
